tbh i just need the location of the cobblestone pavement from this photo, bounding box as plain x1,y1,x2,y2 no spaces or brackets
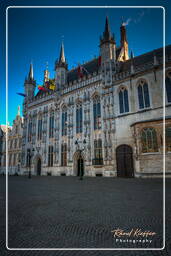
0,176,171,256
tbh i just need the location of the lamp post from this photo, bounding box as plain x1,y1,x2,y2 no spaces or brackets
75,139,86,180
28,148,35,179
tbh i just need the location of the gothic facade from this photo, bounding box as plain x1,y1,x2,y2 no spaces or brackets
0,107,23,175
21,17,171,177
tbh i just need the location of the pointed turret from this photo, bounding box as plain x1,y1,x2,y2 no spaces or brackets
100,16,115,45
55,42,68,89
130,50,134,59
28,63,34,81
24,63,36,99
130,50,134,74
100,16,116,63
59,42,66,63
55,42,68,70
17,105,20,116
44,62,50,84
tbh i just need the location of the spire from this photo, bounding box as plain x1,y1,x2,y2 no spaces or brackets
17,105,20,116
44,62,50,83
104,16,110,40
28,63,34,80
100,16,115,45
130,50,134,74
59,42,66,63
55,42,68,70
130,50,134,59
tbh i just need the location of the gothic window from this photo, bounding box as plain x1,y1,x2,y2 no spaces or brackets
93,96,101,130
166,71,171,103
61,143,67,166
48,146,53,167
141,128,158,153
62,107,67,136
138,80,150,109
37,119,42,140
119,87,129,113
76,104,83,133
93,139,103,165
28,121,32,142
49,114,54,138
166,127,171,151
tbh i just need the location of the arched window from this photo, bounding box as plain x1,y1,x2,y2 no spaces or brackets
61,143,67,166
48,145,53,166
49,113,54,138
138,80,150,109
76,104,82,133
166,127,171,151
166,71,171,103
93,96,101,130
62,107,67,136
93,139,103,165
119,87,129,113
141,128,158,153
37,119,42,140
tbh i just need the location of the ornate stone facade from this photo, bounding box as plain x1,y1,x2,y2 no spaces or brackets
0,107,23,175
20,17,171,177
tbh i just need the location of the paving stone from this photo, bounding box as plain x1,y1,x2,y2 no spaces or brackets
0,176,171,255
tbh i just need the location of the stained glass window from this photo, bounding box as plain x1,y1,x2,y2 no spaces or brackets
141,128,158,153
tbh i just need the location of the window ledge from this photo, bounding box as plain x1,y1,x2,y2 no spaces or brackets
137,107,152,113
141,152,161,155
117,112,131,117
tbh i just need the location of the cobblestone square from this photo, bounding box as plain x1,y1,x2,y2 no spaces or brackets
1,176,171,256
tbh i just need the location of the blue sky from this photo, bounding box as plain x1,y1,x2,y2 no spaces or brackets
0,0,171,125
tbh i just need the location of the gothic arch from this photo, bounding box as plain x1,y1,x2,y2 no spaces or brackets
136,78,149,87
73,150,86,176
33,153,42,176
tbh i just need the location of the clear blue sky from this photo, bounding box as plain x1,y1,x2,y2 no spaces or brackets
0,0,171,125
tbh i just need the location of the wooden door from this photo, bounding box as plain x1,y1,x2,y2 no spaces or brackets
116,145,134,178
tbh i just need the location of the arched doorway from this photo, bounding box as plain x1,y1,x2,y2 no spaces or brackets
77,157,84,177
37,158,41,176
116,145,134,178
73,150,85,176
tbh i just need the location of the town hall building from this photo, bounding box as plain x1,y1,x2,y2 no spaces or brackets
19,17,171,177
